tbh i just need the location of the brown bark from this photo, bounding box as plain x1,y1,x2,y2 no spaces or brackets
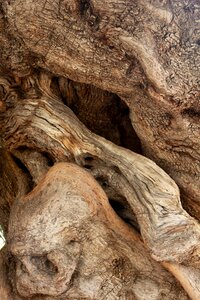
7,163,188,300
0,0,200,299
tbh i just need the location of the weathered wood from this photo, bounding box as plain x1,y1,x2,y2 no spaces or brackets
0,0,200,298
0,0,199,214
8,163,189,299
0,249,13,300
1,91,200,265
0,81,200,298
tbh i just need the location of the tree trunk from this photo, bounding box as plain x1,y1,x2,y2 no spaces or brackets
0,0,200,299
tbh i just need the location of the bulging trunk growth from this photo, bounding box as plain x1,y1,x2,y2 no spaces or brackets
0,0,200,299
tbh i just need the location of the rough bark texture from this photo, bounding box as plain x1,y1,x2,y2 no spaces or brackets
0,0,200,299
8,163,188,300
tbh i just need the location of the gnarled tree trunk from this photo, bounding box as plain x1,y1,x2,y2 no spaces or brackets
0,0,200,299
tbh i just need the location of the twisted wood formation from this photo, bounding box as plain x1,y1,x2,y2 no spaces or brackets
0,0,200,299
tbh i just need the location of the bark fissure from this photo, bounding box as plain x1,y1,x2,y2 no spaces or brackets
0,0,200,299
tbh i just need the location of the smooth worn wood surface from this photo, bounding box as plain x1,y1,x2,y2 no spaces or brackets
0,0,199,299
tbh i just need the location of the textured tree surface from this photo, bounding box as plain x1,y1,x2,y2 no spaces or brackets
0,0,200,299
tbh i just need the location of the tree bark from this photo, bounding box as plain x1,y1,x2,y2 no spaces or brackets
0,0,200,299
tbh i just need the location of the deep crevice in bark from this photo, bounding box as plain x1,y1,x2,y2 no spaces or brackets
40,152,54,167
53,77,142,153
109,198,140,232
79,153,139,231
10,153,34,192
